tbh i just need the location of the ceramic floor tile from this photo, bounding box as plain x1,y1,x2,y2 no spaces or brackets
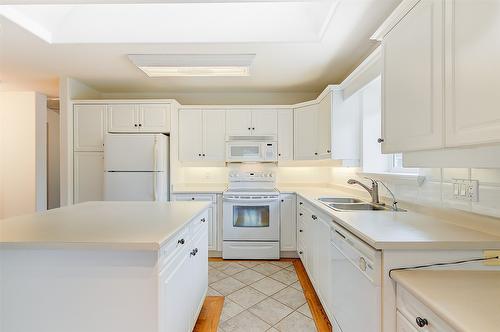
251,263,283,276
220,298,245,322
211,277,246,296
238,260,262,268
250,277,287,296
232,269,266,285
267,328,279,332
290,281,303,291
227,286,267,309
285,265,295,272
209,269,229,284
274,311,316,332
219,310,271,332
271,286,307,310
209,261,231,270
296,303,313,319
269,269,298,285
219,262,248,276
248,297,293,326
268,261,292,268
207,286,223,296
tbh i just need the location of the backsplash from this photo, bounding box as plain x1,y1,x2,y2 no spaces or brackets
330,167,500,219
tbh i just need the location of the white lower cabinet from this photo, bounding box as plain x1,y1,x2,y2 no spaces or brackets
171,193,218,251
73,152,104,203
280,194,296,251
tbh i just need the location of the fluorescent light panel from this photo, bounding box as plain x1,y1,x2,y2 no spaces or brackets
128,54,254,77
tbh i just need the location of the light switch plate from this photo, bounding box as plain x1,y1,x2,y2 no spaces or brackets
452,179,479,202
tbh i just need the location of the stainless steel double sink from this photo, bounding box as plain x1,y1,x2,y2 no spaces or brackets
318,197,403,211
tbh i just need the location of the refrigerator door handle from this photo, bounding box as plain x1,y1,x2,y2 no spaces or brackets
153,136,158,201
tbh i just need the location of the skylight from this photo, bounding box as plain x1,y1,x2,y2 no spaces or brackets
0,1,339,44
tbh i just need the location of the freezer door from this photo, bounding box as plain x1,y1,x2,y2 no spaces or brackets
104,172,167,201
104,134,167,171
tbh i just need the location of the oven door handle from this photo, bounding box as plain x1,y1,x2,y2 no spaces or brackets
223,197,279,203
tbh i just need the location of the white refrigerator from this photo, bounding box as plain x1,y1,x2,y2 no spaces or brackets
104,134,169,201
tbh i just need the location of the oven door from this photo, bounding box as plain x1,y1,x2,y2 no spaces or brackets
223,195,279,241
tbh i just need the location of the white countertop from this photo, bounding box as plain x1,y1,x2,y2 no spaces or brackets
277,185,500,250
0,201,210,250
172,183,227,194
391,270,500,332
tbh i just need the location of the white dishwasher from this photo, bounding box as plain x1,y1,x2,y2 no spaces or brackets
329,222,382,332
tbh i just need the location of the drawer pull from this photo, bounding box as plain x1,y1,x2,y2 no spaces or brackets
190,248,199,257
311,215,318,220
177,238,185,245
416,317,428,328
299,251,303,255
299,229,303,232
201,218,206,223
299,202,303,205
299,213,303,216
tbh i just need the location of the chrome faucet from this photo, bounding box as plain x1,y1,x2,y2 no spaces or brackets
347,178,380,204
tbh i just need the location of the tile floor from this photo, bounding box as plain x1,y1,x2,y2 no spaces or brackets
207,260,317,332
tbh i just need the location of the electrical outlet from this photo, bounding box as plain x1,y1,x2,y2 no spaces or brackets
452,179,478,202
483,250,500,266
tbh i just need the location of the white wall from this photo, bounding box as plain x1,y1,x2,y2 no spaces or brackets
0,91,47,219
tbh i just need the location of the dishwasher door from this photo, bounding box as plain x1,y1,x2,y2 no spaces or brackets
329,224,382,332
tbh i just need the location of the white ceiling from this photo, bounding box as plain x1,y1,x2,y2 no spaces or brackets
0,0,401,99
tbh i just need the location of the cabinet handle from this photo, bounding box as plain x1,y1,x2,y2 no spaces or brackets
299,202,303,205
415,317,428,328
202,153,206,157
201,218,206,223
138,124,142,127
198,153,202,156
327,150,331,153
314,152,318,155
311,215,318,220
134,124,138,127
377,138,384,143
191,197,195,200
177,238,185,245
252,127,255,130
299,229,303,232
190,248,199,256
278,153,281,156
299,251,303,255
248,127,251,130
299,213,303,216
281,199,284,202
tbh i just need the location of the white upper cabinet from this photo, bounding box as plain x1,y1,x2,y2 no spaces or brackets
226,109,277,139
444,0,500,147
294,104,319,160
380,0,445,153
317,92,332,158
179,109,226,162
108,103,170,133
140,104,171,133
277,109,294,161
74,104,106,151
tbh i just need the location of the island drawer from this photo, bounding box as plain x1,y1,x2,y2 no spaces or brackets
190,211,209,237
160,227,190,266
397,285,456,332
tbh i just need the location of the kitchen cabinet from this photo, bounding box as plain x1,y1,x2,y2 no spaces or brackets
294,104,319,160
178,110,225,162
73,152,103,203
279,194,296,251
277,109,293,161
317,93,332,158
226,109,277,139
380,0,444,153
108,104,170,133
171,193,218,251
73,104,106,152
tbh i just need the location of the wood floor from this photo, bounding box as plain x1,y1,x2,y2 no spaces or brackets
195,258,332,332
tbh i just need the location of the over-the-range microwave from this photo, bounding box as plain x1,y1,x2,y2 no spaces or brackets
226,141,277,162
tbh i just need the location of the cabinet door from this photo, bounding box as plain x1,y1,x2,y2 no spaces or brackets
139,104,170,133
188,223,209,328
294,105,318,160
314,216,331,310
203,110,226,161
74,105,106,151
178,110,203,161
226,110,252,137
382,0,444,153
445,0,500,147
317,93,332,159
277,109,293,161
280,194,296,251
107,104,139,132
73,152,103,203
251,110,277,138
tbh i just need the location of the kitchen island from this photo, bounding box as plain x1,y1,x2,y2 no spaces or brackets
0,201,210,332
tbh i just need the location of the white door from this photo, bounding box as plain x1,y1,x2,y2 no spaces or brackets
139,104,170,133
294,105,318,160
280,194,296,251
108,104,139,132
104,172,155,201
445,0,500,147
104,134,166,171
381,0,444,153
226,110,252,137
73,105,106,152
277,109,293,161
251,110,277,138
314,216,332,312
203,110,226,161
178,110,204,161
73,152,103,203
317,93,332,159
